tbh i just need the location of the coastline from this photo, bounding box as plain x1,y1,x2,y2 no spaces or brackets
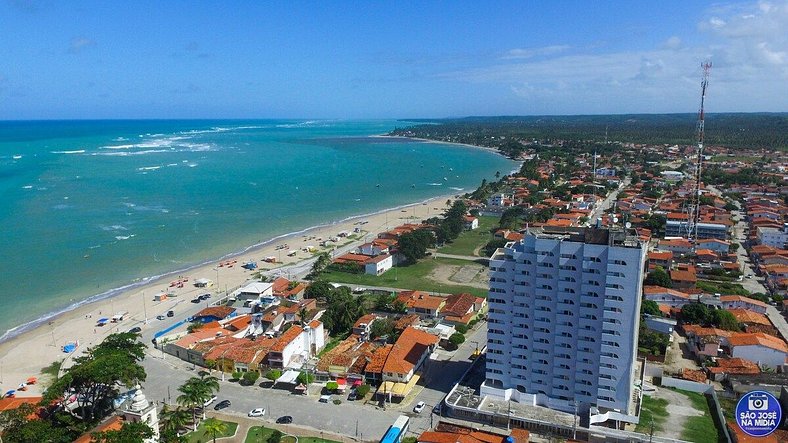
0,194,458,397
374,134,504,155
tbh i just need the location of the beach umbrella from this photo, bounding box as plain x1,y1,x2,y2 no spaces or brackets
18,383,26,390
26,377,37,384
4,390,15,397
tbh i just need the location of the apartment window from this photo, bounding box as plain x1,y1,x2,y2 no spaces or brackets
537,273,551,279
538,262,554,268
580,302,597,309
585,280,600,286
560,253,576,259
559,265,577,271
612,259,627,265
604,307,622,313
540,284,553,290
561,276,577,282
605,295,624,301
605,283,624,289
562,288,576,294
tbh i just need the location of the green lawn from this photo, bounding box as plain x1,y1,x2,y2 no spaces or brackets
246,427,340,443
321,257,488,298
696,281,750,296
672,388,720,443
438,216,498,256
635,395,669,434
186,420,238,443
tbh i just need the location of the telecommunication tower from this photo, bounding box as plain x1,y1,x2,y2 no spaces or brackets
688,61,711,244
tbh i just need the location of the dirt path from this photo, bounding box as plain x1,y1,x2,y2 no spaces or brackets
648,389,703,441
427,263,488,289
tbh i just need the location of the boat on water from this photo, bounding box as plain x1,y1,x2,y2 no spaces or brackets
443,177,448,181
13,155,22,160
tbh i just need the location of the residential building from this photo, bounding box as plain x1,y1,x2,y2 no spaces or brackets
465,216,480,230
647,251,673,270
719,295,769,314
657,238,693,255
643,286,693,307
665,220,728,240
440,293,487,326
483,227,646,424
696,239,731,254
728,333,788,370
267,320,325,369
757,226,788,249
395,290,446,318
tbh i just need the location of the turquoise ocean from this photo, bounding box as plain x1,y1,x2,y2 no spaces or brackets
0,119,516,341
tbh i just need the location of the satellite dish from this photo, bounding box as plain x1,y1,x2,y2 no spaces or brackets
625,222,632,229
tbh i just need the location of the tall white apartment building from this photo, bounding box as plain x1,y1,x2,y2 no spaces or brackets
482,227,646,423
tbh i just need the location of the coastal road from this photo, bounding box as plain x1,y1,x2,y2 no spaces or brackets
588,177,630,222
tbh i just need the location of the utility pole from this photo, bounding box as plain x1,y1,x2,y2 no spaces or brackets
142,291,148,324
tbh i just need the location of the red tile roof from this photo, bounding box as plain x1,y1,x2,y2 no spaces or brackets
441,293,476,317
727,309,771,326
728,332,788,353
271,325,304,352
382,327,439,375
195,306,235,320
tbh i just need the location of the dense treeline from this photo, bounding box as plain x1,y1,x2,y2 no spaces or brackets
391,113,788,155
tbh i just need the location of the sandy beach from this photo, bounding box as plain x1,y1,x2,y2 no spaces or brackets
0,195,459,398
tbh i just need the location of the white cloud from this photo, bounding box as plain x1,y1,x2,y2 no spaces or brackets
502,45,570,60
68,37,95,54
438,0,788,113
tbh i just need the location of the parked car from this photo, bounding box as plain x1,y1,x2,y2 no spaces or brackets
276,416,293,424
203,395,217,407
167,310,175,317
347,390,357,401
214,400,231,410
156,315,166,320
200,293,211,300
191,298,201,304
319,395,332,403
413,401,426,413
248,408,266,417
128,326,142,334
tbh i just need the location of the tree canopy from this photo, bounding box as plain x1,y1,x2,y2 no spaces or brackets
644,267,672,288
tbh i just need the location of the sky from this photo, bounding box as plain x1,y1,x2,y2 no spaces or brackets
1,0,786,119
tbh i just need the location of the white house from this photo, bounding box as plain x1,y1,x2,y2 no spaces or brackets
365,254,393,276
235,281,274,300
757,226,788,249
464,216,479,230
267,320,325,369
696,239,731,255
719,295,769,314
643,286,693,307
729,333,788,370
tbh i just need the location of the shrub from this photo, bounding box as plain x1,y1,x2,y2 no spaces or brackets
269,430,283,443
356,384,371,397
243,371,261,385
265,369,282,382
454,324,468,334
333,399,342,405
449,333,465,347
231,371,242,381
326,381,339,391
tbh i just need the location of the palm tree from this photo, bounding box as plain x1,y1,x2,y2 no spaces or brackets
176,383,203,431
160,405,190,439
202,417,228,443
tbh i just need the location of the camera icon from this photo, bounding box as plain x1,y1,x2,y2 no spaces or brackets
749,394,769,411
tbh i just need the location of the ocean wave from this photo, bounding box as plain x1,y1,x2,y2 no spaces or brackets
426,182,443,186
100,224,129,231
53,204,72,210
115,234,136,240
122,202,169,213
449,187,464,191
137,166,161,171
22,185,33,189
51,150,86,154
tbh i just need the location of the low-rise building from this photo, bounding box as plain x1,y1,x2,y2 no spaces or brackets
719,295,769,314
396,290,446,318
643,286,693,307
728,332,788,370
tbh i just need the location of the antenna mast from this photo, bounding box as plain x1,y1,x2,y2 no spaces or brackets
689,61,711,244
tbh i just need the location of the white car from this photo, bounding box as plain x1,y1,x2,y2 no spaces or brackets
248,408,266,417
413,401,426,413
203,395,217,407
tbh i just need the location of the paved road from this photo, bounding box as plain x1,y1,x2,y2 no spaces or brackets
729,208,788,340
588,177,630,222
139,320,487,441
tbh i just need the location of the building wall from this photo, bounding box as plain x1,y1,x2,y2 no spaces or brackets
732,345,787,370
483,229,646,416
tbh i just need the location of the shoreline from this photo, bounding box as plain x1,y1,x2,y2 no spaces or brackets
374,134,504,155
0,194,457,345
0,193,458,397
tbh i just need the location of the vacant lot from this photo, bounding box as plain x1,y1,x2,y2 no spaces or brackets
322,257,488,298
438,216,498,256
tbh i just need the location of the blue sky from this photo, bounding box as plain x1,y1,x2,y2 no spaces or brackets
1,0,786,119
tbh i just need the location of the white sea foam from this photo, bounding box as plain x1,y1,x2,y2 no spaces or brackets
449,187,464,191
426,182,443,186
115,234,135,240
22,185,33,189
13,155,22,159
137,166,161,171
51,150,85,154
166,163,178,167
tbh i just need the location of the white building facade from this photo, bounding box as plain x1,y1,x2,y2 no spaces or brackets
482,227,646,423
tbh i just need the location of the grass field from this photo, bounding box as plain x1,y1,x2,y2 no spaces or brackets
186,420,238,443
246,427,340,443
673,388,720,443
635,395,669,434
438,216,498,256
321,257,488,298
